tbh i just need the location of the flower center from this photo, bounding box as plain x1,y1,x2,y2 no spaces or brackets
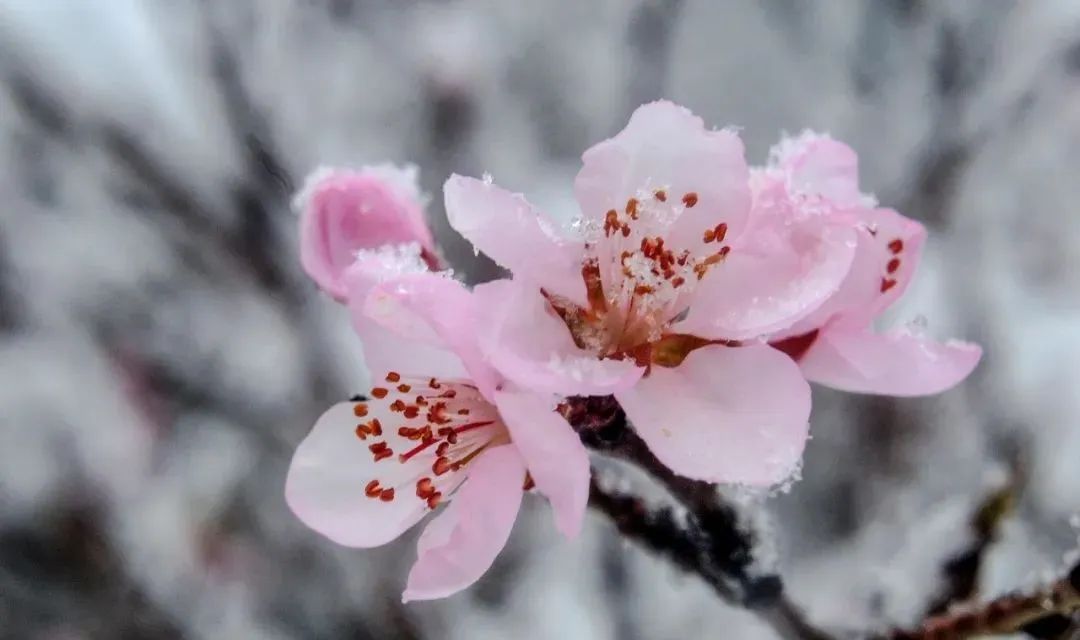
353,373,509,510
552,190,735,368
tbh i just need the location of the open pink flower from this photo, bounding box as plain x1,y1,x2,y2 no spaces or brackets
295,164,437,300
766,132,981,396
445,102,850,486
285,264,589,602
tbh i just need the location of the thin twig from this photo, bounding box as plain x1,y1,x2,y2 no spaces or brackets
880,561,1080,639
588,476,833,640
570,393,834,640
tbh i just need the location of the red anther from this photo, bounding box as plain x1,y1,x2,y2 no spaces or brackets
439,389,457,399
371,387,388,399
368,419,383,436
626,198,639,219
682,192,698,207
634,285,655,296
354,424,370,440
428,378,441,389
369,441,393,462
620,224,631,237
436,442,450,456
403,406,420,419
604,210,620,237
718,245,731,258
398,426,418,439
457,408,470,416
416,477,435,499
426,492,443,509
715,223,728,242
880,278,897,293
886,258,901,274
389,399,406,412
888,238,904,254
415,396,427,406
397,384,411,393
523,474,536,491
433,456,452,476
672,276,685,288
365,480,382,497
654,189,667,202
385,372,401,383
379,488,395,502
353,404,368,417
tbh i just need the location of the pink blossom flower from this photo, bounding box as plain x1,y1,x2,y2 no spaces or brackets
295,164,437,300
445,102,855,486
285,260,589,602
765,132,982,396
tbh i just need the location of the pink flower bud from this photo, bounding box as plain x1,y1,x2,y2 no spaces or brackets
296,165,436,300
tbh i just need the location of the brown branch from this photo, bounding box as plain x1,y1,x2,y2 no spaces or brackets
881,562,1080,640
570,392,833,640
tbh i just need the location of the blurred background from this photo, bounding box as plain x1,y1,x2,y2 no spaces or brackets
1,1,1079,638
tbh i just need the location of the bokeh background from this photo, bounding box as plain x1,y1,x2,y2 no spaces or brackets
2,1,1080,638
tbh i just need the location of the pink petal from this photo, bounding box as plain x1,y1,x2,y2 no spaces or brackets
574,101,751,257
346,269,499,399
799,325,982,396
770,131,866,209
444,175,588,305
616,345,811,485
472,279,644,396
493,388,590,539
675,215,857,340
285,402,431,548
402,444,526,602
353,315,470,382
297,166,434,300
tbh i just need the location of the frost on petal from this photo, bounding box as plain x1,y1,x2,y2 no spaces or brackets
341,242,431,308
768,130,872,209
494,388,590,539
616,345,811,486
403,445,526,602
444,174,588,305
799,325,982,396
472,279,643,396
296,166,435,299
574,101,752,256
348,270,499,398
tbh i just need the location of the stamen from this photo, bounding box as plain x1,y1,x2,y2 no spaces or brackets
682,192,698,208
365,480,382,497
397,383,411,393
428,378,441,389
371,387,388,399
426,493,443,509
888,238,904,254
398,420,497,463
379,488,395,502
369,441,393,462
881,278,898,293
353,404,368,417
403,406,420,419
389,399,406,412
887,258,901,274
626,198,640,220
654,189,667,202
385,372,401,383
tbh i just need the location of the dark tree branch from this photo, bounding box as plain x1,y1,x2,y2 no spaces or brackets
568,396,833,640
588,475,833,640
926,462,1023,616
880,561,1080,640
